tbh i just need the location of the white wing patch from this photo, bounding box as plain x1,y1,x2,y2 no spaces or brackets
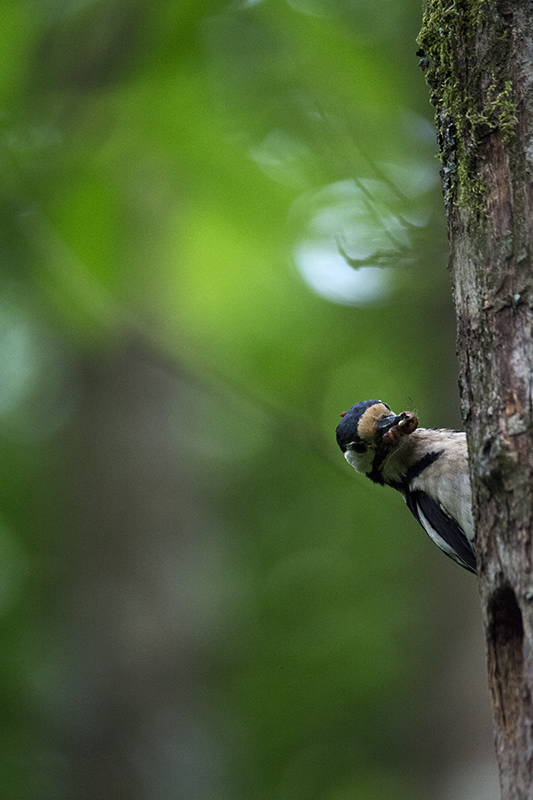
416,505,470,568
404,490,476,572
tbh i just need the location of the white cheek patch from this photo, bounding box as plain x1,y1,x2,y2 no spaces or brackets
345,448,373,475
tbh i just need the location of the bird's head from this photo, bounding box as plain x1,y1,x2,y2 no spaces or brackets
336,400,418,474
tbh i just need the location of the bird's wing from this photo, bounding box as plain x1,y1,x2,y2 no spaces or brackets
405,489,477,573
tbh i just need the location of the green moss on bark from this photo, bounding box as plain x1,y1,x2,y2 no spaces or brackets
417,0,517,214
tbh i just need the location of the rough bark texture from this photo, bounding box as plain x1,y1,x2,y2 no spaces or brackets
418,2,533,797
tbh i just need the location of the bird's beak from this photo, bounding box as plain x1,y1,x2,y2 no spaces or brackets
375,414,404,435
376,411,418,443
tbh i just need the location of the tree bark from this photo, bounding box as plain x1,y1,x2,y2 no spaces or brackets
418,2,533,797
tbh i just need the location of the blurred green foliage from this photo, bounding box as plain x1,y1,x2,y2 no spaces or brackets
0,1,495,799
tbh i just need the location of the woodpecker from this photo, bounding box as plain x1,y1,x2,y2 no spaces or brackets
336,400,476,573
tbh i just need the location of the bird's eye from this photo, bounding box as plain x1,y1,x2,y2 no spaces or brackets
349,442,367,454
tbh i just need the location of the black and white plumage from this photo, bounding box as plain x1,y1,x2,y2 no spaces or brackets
336,400,476,573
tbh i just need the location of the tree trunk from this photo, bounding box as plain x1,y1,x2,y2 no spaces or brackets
58,343,220,800
418,2,533,797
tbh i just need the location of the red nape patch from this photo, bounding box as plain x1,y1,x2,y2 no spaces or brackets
339,412,346,418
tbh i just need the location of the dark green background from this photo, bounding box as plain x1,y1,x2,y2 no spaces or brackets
0,1,496,798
